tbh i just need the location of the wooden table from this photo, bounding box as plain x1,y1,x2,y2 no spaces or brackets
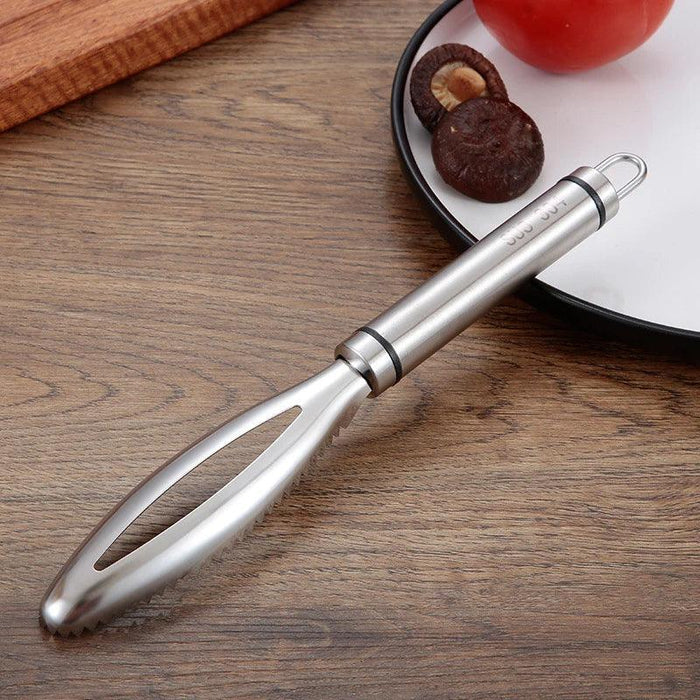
2,1,698,696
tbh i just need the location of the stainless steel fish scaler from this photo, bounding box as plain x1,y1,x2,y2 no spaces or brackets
41,153,647,635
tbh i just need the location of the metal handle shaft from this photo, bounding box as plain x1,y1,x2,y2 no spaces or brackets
337,155,647,395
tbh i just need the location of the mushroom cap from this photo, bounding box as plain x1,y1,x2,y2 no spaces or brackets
410,43,509,132
431,97,544,203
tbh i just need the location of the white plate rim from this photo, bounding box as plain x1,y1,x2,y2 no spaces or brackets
390,0,700,350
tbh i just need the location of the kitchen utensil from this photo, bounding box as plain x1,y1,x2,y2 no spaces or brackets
40,154,646,635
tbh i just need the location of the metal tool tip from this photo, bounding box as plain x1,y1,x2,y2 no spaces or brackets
40,590,74,635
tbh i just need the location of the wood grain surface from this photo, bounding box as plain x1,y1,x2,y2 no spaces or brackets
0,0,298,131
1,0,699,697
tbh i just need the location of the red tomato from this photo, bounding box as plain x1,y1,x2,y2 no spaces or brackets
473,0,675,73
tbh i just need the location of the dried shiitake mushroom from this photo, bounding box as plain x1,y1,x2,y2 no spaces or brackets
410,43,508,131
431,97,544,203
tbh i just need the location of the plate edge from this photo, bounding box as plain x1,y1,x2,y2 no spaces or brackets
389,0,700,353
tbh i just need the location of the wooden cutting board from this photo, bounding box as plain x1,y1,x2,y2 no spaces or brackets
0,0,299,131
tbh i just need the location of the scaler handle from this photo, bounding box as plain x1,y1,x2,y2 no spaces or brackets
337,154,647,395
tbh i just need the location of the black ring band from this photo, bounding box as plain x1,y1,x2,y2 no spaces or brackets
560,176,607,229
357,326,404,382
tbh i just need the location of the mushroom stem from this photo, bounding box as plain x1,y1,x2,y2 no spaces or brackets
446,66,487,103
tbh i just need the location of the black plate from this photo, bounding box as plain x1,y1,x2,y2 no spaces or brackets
390,0,699,353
